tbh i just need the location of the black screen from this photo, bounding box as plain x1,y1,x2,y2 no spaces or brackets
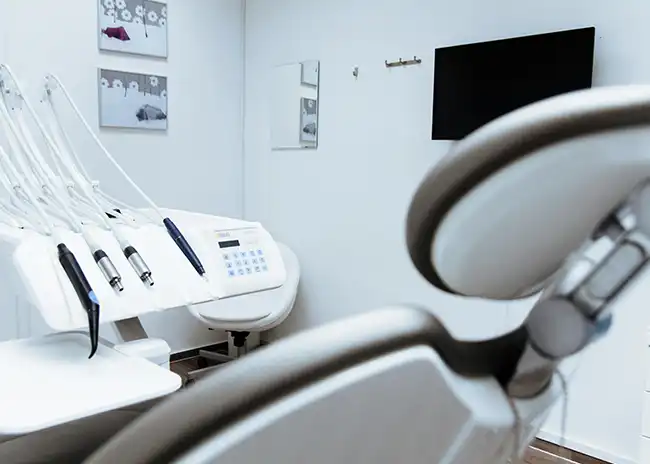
219,240,241,249
431,27,595,140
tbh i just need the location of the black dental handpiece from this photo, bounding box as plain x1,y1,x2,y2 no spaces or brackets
57,244,100,359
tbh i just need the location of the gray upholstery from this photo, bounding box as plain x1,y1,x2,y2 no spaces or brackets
0,399,159,464
407,86,650,296
85,306,527,463
85,307,439,463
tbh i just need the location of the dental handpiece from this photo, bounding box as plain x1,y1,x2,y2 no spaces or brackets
123,246,154,286
93,250,124,291
105,210,155,286
163,217,205,276
57,244,100,358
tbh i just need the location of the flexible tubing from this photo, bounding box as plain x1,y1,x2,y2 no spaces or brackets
45,74,164,220
42,85,156,226
39,98,140,232
4,104,84,233
0,68,118,250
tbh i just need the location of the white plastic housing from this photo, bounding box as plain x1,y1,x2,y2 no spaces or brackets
0,332,180,437
434,129,650,299
176,346,562,464
9,209,288,332
113,338,172,370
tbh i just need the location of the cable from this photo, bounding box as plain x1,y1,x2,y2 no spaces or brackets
0,106,54,236
37,92,155,286
556,368,571,460
0,67,125,354
0,92,66,233
32,73,156,285
46,73,207,277
0,148,38,230
42,87,93,183
45,74,163,218
0,85,82,233
40,89,153,227
0,67,126,291
0,87,42,195
40,92,144,228
11,95,108,232
15,107,62,190
0,90,80,233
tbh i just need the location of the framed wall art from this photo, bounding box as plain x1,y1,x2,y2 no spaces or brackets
99,0,168,58
99,69,168,130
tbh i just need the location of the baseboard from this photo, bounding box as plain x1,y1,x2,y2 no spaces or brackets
527,446,579,463
537,430,636,464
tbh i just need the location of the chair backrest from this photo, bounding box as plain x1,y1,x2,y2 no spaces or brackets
85,306,527,463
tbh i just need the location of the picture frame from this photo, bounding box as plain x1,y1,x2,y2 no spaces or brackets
299,97,318,144
98,0,168,58
99,68,168,131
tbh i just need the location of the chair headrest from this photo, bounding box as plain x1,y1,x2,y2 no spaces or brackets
407,86,650,299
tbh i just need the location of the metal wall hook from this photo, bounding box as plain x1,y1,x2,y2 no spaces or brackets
385,56,422,68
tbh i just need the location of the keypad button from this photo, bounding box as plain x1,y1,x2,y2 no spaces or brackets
228,270,235,277
252,258,259,265
239,252,247,258
225,262,233,269
262,265,268,272
236,260,242,267
246,267,252,274
238,269,245,276
260,257,266,264
243,259,249,266
255,266,261,273
249,251,256,257
257,250,263,256
223,254,230,261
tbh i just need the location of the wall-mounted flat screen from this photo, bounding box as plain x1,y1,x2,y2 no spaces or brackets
432,27,595,140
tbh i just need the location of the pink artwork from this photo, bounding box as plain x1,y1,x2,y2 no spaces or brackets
99,0,168,58
102,26,131,41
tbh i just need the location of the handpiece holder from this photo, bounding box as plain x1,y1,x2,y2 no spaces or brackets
10,209,288,335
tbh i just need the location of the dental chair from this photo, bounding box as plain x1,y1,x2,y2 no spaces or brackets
0,208,300,464
83,85,650,463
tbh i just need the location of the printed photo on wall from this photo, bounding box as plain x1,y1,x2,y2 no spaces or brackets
99,69,168,130
99,0,168,58
300,97,318,144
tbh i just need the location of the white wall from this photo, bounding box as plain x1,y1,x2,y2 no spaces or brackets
0,0,244,352
244,1,650,462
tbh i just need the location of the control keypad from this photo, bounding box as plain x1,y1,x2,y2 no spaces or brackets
223,249,268,277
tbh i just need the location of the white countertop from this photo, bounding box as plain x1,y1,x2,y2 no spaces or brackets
0,332,181,436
